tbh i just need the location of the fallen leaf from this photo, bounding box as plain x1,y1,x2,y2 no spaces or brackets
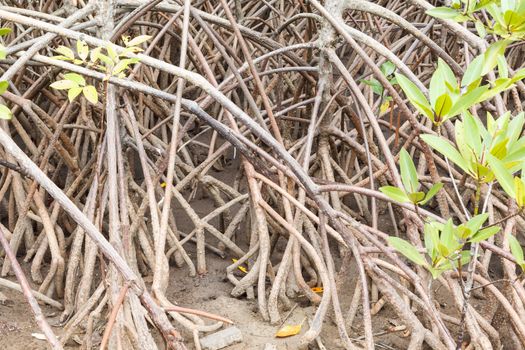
275,324,301,338
231,259,248,273
160,182,167,188
31,333,46,340
380,100,390,114
311,287,323,293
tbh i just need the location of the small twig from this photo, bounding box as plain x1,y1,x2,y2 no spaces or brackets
163,305,234,325
278,303,298,328
100,283,130,350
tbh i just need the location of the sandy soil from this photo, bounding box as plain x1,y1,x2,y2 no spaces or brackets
0,166,428,350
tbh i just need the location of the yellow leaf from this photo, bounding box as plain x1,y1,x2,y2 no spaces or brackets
275,324,301,338
380,100,390,114
311,287,323,293
160,182,167,188
231,259,248,274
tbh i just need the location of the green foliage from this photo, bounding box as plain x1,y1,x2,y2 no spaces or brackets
421,112,525,184
389,215,499,279
50,72,98,104
396,47,525,126
380,148,443,205
0,28,12,120
509,234,525,270
395,59,475,125
427,0,495,21
360,61,398,113
388,236,427,266
361,61,397,97
50,35,150,104
486,1,525,39
487,153,525,208
427,0,525,40
393,0,525,282
0,27,11,60
0,104,12,120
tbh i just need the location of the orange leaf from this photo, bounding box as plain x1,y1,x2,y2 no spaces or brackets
275,324,301,338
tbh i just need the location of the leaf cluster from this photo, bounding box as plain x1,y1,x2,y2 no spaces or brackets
50,35,150,104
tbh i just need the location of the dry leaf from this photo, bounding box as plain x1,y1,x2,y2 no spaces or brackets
380,100,390,114
231,259,248,273
311,287,323,293
31,333,46,340
275,324,301,338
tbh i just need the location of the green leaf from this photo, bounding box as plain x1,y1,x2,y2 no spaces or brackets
429,63,446,107
380,61,396,77
466,213,489,234
112,59,132,76
0,28,12,36
508,112,524,145
106,45,118,62
475,21,487,38
427,266,443,279
0,104,11,120
0,81,8,95
426,7,461,19
68,87,83,102
55,46,75,60
120,46,140,57
509,234,525,265
361,78,383,96
51,55,73,61
470,226,500,243
511,67,525,83
420,183,443,205
399,148,419,192
127,57,141,65
420,134,469,172
96,52,113,68
482,40,510,76
439,251,471,272
461,54,484,88
515,177,525,207
487,154,515,197
379,186,410,203
424,222,439,260
438,58,457,90
395,73,433,120
448,85,490,117
441,219,457,253
82,85,98,105
463,113,482,155
387,237,427,266
76,40,89,61
125,35,151,47
491,139,509,160
90,47,101,63
408,192,425,203
64,73,85,86
434,93,453,120
481,78,514,101
50,79,78,90
497,54,509,79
